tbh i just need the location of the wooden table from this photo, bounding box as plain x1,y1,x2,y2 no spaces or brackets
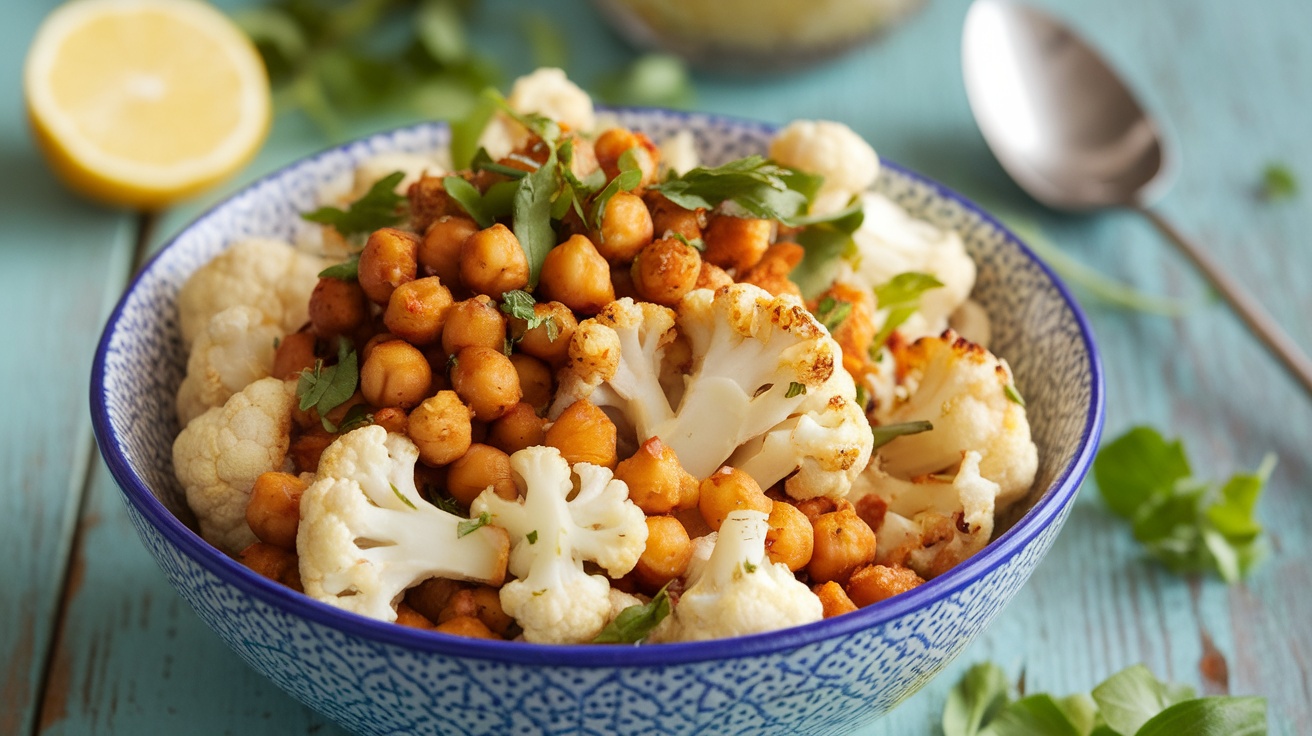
4,0,1308,733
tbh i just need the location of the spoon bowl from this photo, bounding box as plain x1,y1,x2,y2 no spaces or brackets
962,0,1312,396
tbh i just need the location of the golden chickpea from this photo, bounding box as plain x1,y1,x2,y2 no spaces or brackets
420,215,478,288
537,234,615,315
308,277,369,337
702,215,773,274
510,353,553,413
358,227,420,305
740,242,804,298
698,466,773,531
434,615,501,640
764,502,814,572
404,577,462,622
610,264,638,300
288,428,334,474
695,262,734,291
486,402,546,455
593,127,659,186
408,175,461,232
238,542,302,590
813,580,858,618
246,471,307,550
362,332,399,361
591,191,654,263
361,339,432,409
272,331,318,380
459,223,529,298
407,391,473,466
438,586,515,638
450,346,522,421
614,437,698,514
441,295,506,355
646,191,705,242
845,564,926,607
808,506,878,586
446,443,518,506
394,603,436,630
633,515,693,593
372,406,409,435
545,400,618,468
510,301,577,366
794,496,838,525
384,276,454,345
632,237,702,306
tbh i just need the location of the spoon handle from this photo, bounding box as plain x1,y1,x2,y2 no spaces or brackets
1137,205,1312,398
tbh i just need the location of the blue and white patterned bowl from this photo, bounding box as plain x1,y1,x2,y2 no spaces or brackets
91,109,1103,736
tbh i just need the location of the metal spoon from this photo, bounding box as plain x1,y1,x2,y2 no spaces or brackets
962,0,1312,397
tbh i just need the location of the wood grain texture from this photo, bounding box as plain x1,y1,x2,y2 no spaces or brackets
9,0,1309,734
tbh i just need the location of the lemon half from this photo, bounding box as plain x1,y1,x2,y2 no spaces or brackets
25,0,271,209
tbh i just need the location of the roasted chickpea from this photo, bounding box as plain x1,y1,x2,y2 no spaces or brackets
590,191,654,263
238,542,301,591
420,215,478,288
246,471,307,550
631,237,701,306
308,277,370,337
404,578,462,622
647,191,705,242
407,391,473,466
846,564,926,607
510,301,577,366
698,466,773,531
808,506,878,586
813,580,858,618
441,295,506,355
394,603,436,630
544,400,617,468
764,501,814,572
360,339,432,409
740,242,804,298
794,496,838,524
695,261,734,291
288,428,334,474
434,615,501,639
358,227,420,305
593,127,659,186
438,586,515,638
450,346,521,421
610,264,639,300
702,215,773,273
408,175,466,232
446,443,518,506
633,515,693,593
362,331,398,361
372,406,409,434
272,331,318,380
510,353,553,413
383,276,454,345
538,234,614,315
614,437,698,514
459,223,529,297
486,402,546,455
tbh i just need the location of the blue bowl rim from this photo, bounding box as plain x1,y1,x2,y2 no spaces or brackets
90,108,1105,669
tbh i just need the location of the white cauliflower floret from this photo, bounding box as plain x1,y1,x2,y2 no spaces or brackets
297,426,509,622
651,510,822,643
350,151,446,200
769,120,880,216
659,130,700,176
173,377,296,554
471,446,647,644
175,306,281,426
552,284,872,500
845,193,977,342
878,330,1037,508
176,238,326,346
852,451,999,579
478,67,595,159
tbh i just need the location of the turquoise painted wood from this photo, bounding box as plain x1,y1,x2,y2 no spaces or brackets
2,0,1307,734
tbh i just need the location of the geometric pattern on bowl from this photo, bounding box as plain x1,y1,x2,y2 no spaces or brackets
92,109,1104,736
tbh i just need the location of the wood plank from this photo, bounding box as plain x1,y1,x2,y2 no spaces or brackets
0,2,140,733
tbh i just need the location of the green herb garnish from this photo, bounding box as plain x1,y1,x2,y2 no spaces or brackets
785,382,807,399
590,147,643,232
432,494,462,516
742,560,758,573
669,232,705,251
318,257,360,281
510,133,558,289
457,511,493,538
943,662,1266,736
500,289,559,341
591,584,672,644
1093,426,1274,582
1260,163,1298,200
334,403,374,433
296,340,359,433
390,482,418,510
302,171,407,235
1003,383,1026,408
792,203,865,299
870,420,933,450
870,271,944,349
526,530,539,544
442,175,497,228
815,296,853,333
652,155,810,224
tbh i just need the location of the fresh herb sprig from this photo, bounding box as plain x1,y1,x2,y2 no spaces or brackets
943,662,1267,736
869,271,944,350
1093,426,1274,582
500,290,560,342
296,340,360,432
871,420,933,450
303,170,408,236
592,584,672,644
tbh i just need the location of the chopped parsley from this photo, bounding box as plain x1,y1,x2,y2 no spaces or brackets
815,296,853,333
457,511,493,538
870,271,944,350
302,171,407,236
785,382,807,398
296,340,359,433
390,482,417,510
591,584,672,644
500,289,560,342
870,420,934,450
1004,383,1026,408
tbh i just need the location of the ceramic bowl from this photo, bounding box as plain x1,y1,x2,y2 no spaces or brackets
91,109,1104,736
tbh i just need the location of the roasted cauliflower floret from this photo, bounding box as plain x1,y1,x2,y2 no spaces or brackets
769,119,880,216
175,306,281,426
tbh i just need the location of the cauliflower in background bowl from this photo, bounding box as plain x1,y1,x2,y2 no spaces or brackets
91,70,1102,736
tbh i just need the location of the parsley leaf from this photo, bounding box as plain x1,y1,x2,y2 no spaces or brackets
1260,163,1297,200
784,382,806,399
526,530,538,544
390,482,418,510
449,88,502,170
670,232,705,251
500,289,559,342
870,271,945,348
591,584,672,644
1093,426,1274,582
431,493,462,516
815,296,853,333
590,147,643,231
457,511,493,538
442,175,496,228
1004,383,1026,408
302,171,407,235
319,257,360,281
334,403,374,433
296,340,359,433
870,420,933,450
652,155,809,223
512,143,558,288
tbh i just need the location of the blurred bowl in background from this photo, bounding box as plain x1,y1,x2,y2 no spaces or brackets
591,0,927,74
